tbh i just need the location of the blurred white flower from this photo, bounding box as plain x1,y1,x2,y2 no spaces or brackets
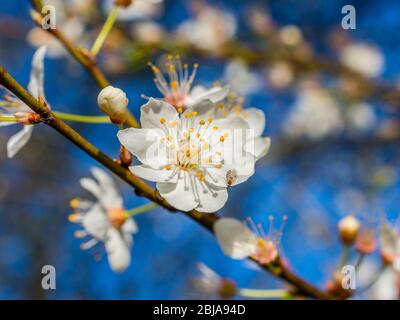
177,6,236,52
279,25,303,46
222,59,262,96
149,55,230,109
131,21,164,44
372,268,400,300
214,216,285,264
117,98,255,212
284,83,343,140
380,224,400,271
340,43,385,78
69,167,138,273
103,0,163,21
1,46,47,158
192,263,237,299
266,62,294,89
345,102,376,133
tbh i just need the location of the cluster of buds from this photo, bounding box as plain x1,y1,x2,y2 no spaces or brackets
97,86,129,124
14,112,41,125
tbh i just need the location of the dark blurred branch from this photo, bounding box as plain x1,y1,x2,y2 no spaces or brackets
0,65,334,300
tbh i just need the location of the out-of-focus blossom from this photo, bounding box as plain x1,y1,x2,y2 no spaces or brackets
372,268,400,300
149,55,229,109
97,86,129,124
340,43,385,78
222,59,262,96
118,98,254,212
265,62,294,89
192,263,237,299
27,16,84,58
131,21,165,44
214,216,286,264
69,167,138,272
355,228,377,255
246,6,275,36
279,25,303,46
104,0,163,21
283,83,343,140
380,224,400,270
345,102,376,133
177,5,236,53
1,46,47,158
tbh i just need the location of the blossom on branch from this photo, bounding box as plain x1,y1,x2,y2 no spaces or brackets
69,167,138,272
1,46,47,158
118,98,255,212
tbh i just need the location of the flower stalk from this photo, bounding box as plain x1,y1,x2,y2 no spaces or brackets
125,202,159,217
239,288,292,299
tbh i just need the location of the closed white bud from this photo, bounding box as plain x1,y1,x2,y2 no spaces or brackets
338,215,360,246
97,86,128,124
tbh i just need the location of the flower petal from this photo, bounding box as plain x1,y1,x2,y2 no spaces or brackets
117,127,167,168
81,203,109,240
130,165,178,183
140,98,179,131
245,137,271,160
187,85,230,107
121,218,138,235
156,172,198,212
242,108,265,138
214,218,257,259
90,167,123,208
7,125,34,158
105,228,132,273
28,46,47,98
195,181,228,213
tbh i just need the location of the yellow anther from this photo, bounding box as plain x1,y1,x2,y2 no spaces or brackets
208,117,213,123
160,118,166,124
165,164,172,171
177,107,183,113
220,136,225,142
199,119,206,125
203,143,209,149
68,214,79,223
185,113,191,119
214,164,222,169
196,133,201,138
213,126,219,131
69,198,80,209
188,127,194,133
191,111,198,116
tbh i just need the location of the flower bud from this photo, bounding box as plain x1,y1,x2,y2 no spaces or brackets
217,279,237,299
14,112,41,125
338,215,360,246
120,145,132,167
114,0,132,7
97,86,128,124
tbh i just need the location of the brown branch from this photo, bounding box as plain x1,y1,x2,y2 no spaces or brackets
0,65,334,300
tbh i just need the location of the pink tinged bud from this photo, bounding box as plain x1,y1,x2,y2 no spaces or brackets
254,238,279,265
338,215,360,246
97,86,128,124
14,112,40,125
355,228,377,254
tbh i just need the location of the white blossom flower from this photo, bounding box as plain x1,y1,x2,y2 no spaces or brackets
177,5,236,53
340,43,385,78
345,102,376,133
1,46,47,158
97,86,129,124
103,0,163,21
283,83,343,140
192,263,237,299
222,59,262,96
117,98,255,212
69,167,138,273
214,216,286,263
131,21,164,44
149,56,270,160
372,268,400,300
380,224,400,271
148,55,230,110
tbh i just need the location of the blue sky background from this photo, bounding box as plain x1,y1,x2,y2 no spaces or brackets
0,0,399,299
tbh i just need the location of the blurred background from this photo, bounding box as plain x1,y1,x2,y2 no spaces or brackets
0,0,399,299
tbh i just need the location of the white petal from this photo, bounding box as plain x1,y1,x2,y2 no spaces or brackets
187,85,230,107
121,218,138,235
214,218,257,259
195,181,228,213
156,172,198,212
105,228,132,273
140,98,179,131
80,177,102,200
117,128,167,168
28,46,47,98
243,108,265,138
380,224,398,256
91,167,123,208
7,125,34,158
130,165,178,183
81,203,109,240
246,137,271,160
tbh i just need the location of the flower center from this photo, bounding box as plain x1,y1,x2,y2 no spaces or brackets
108,207,127,229
254,238,278,264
